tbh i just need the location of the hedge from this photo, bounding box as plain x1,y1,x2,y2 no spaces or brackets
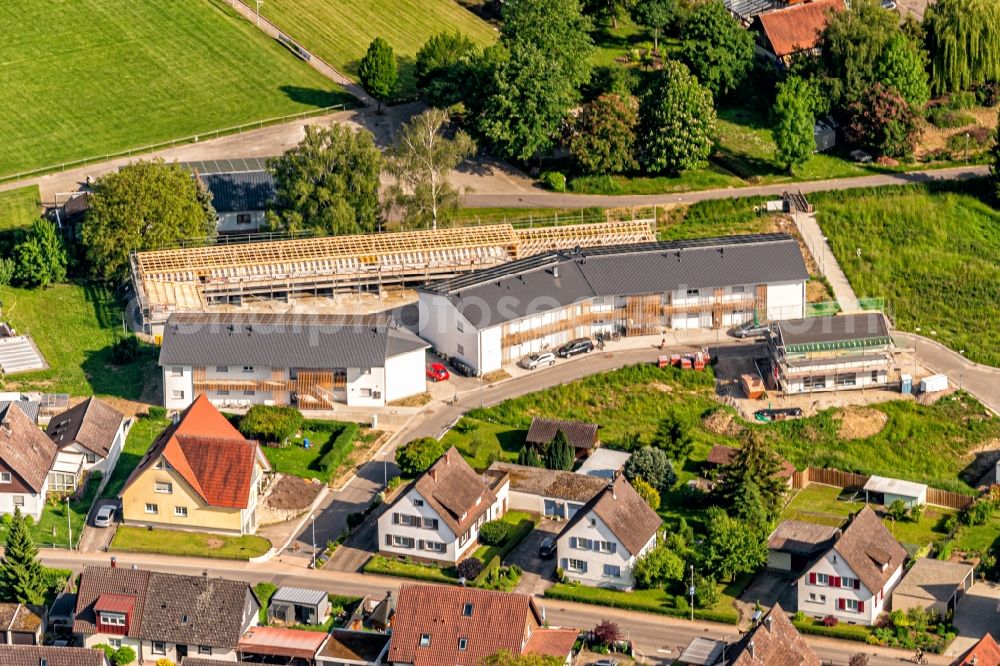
316,422,360,477
239,405,304,443
793,620,872,643
363,556,460,584
543,584,739,624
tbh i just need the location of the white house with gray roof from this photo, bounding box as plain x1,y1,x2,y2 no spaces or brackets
416,234,808,374
159,313,428,411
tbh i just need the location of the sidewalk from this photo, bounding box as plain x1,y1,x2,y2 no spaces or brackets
792,210,861,313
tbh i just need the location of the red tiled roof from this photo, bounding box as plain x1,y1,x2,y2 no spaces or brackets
730,604,820,666
94,594,135,614
0,403,58,493
757,0,843,57
952,632,1000,665
524,628,578,660
238,626,326,660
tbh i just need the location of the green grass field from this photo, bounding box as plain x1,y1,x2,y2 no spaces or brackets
262,421,353,482
0,0,351,177
812,182,1000,367
260,0,497,95
111,525,271,559
0,186,40,230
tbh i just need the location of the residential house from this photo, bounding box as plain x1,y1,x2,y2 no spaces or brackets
863,475,927,508
317,629,390,666
417,233,808,375
951,633,1000,666
0,645,108,666
120,395,270,535
769,313,894,394
0,403,58,519
73,564,260,662
525,417,599,459
575,448,631,480
198,171,274,234
0,604,44,645
555,475,662,590
159,313,428,411
767,520,838,574
486,462,607,518
378,448,510,564
705,445,797,487
726,603,820,665
387,584,578,666
751,0,844,63
893,558,974,615
46,398,126,479
796,506,907,625
0,394,40,425
267,587,329,626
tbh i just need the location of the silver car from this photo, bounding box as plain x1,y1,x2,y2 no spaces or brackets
519,351,556,370
93,504,115,528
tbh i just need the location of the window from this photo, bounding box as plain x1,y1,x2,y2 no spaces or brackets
108,639,121,649
836,373,857,387
871,370,879,382
360,388,373,398
243,366,255,373
459,530,470,546
170,367,183,377
171,390,185,400
603,564,621,577
236,213,252,226
85,453,98,464
360,367,371,375
457,343,465,355
808,592,826,604
842,577,859,590
392,535,415,549
413,499,424,507
174,506,188,518
244,390,255,396
145,503,158,514
154,482,173,494
458,638,468,651
424,541,445,553
151,642,166,655
100,612,126,626
576,538,593,550
217,389,230,396
198,646,212,655
425,518,439,530
12,496,23,507
568,559,587,573
0,472,10,484
598,541,617,554
686,288,700,296
844,598,860,612
216,366,228,373
462,603,474,617
731,285,746,293
419,634,431,647
398,514,420,527
456,321,464,333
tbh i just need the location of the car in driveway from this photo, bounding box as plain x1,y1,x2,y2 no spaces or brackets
556,337,594,358
426,362,450,382
539,536,556,559
731,320,771,339
519,352,556,370
450,358,478,377
591,660,619,666
93,504,115,528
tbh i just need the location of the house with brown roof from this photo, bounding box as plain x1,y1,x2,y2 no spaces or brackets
387,584,577,666
797,506,907,625
378,448,510,564
0,604,44,645
0,645,108,666
752,0,843,62
73,564,260,663
0,403,59,520
555,475,662,590
767,520,838,573
120,395,271,535
46,398,127,481
487,461,607,518
526,417,600,458
726,603,820,666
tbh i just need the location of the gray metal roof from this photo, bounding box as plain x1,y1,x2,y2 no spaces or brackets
159,312,428,369
776,313,890,349
420,234,808,327
271,586,328,607
200,171,275,213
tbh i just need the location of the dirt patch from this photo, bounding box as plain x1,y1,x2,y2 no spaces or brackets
833,406,889,440
916,106,998,158
807,279,834,303
703,409,745,437
329,429,389,489
483,369,512,384
389,392,432,407
206,537,224,549
650,382,673,393
263,474,323,512
89,397,153,419
964,437,1000,487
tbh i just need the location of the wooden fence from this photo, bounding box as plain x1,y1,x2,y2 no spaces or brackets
791,466,975,510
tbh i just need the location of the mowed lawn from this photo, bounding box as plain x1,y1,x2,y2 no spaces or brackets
813,182,1000,367
260,0,497,94
0,0,351,176
0,186,40,230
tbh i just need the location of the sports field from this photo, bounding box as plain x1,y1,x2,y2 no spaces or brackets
0,0,352,177
0,186,40,230
260,0,497,94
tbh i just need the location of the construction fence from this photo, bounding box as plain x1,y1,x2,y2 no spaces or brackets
791,466,975,511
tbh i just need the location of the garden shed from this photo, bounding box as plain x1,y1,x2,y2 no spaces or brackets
863,475,927,508
268,587,330,626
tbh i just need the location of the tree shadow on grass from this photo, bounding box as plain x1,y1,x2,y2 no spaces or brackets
496,428,528,456
279,85,358,109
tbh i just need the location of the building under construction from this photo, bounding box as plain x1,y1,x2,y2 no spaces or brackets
131,220,656,334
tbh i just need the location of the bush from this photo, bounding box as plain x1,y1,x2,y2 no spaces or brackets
947,91,976,110
928,107,975,129
540,171,566,192
457,557,485,580
961,499,995,527
823,615,840,627
793,611,807,623
673,594,690,612
396,437,446,476
887,499,909,522
111,336,141,364
909,503,925,522
0,258,15,286
147,406,167,420
975,82,999,107
315,422,360,477
478,520,509,546
238,405,304,443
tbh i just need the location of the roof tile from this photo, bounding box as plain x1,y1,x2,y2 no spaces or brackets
0,403,58,493
756,0,843,58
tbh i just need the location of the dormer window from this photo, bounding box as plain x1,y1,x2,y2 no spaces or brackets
100,611,126,626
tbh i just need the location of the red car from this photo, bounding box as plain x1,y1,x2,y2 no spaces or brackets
426,362,450,382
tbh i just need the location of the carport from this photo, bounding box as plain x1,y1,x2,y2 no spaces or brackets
863,475,927,508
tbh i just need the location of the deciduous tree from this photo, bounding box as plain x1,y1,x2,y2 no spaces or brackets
680,0,754,99
631,477,661,509
637,60,715,174
592,619,623,646
821,0,899,104
415,32,477,90
14,218,67,287
925,0,1000,95
702,506,767,581
846,83,921,158
83,160,216,283
623,446,676,491
631,0,676,52
772,77,815,174
359,37,398,112
568,93,639,174
583,0,636,28
633,543,685,588
385,108,476,230
267,125,382,235
395,438,446,476
874,33,930,110
0,508,47,605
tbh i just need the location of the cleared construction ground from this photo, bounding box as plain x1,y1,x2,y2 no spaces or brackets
132,219,656,333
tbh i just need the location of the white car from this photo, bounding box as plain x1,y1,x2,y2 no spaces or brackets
93,504,115,528
519,352,556,370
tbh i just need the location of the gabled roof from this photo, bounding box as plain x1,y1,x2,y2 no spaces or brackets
388,584,561,666
0,646,107,666
488,462,607,503
768,520,838,555
526,417,599,450
729,604,820,666
199,171,275,213
390,448,499,537
831,506,907,593
46,397,124,458
523,628,579,660
0,403,58,493
556,475,662,555
238,626,327,659
121,395,268,509
0,604,42,633
706,445,796,478
952,633,1000,666
756,0,843,58
863,475,927,500
73,566,151,638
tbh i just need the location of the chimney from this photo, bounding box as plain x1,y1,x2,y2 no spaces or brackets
552,266,560,279
764,614,772,631
608,480,616,500
131,564,138,570
429,468,437,481
110,556,117,568
748,640,755,659
202,570,208,578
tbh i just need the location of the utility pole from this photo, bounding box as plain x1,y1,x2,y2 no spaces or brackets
310,513,317,569
689,565,695,622
67,497,72,550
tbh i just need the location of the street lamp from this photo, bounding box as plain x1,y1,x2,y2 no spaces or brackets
67,496,72,550
310,513,317,569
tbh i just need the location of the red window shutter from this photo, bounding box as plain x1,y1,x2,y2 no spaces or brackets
858,601,865,613
809,573,816,585
833,577,840,588
838,598,845,610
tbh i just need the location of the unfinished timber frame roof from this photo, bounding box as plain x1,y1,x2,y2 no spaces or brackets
132,220,655,322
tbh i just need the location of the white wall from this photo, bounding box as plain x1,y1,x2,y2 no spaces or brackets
556,512,655,590
217,210,265,234
418,292,482,371
0,489,45,521
384,349,427,403
797,551,902,625
784,367,889,394
346,367,386,407
163,366,195,410
767,281,806,321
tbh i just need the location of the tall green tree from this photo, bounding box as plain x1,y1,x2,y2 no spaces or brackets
632,0,677,52
14,218,67,287
83,160,216,283
649,414,693,461
358,37,398,111
623,446,676,491
415,32,477,90
518,445,543,467
385,108,476,230
874,33,930,109
772,77,815,174
267,125,382,235
568,93,639,174
637,60,716,174
702,506,767,581
633,543,684,588
477,0,594,160
544,430,575,471
714,430,788,522
0,508,47,605
846,83,921,158
925,0,1000,95
395,438,446,476
582,0,636,28
680,0,754,99
821,0,899,105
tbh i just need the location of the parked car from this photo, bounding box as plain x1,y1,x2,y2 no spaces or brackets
539,536,556,559
450,358,478,378
732,320,770,339
426,363,450,382
591,660,619,666
556,337,594,358
93,504,115,528
881,0,897,8
519,352,557,370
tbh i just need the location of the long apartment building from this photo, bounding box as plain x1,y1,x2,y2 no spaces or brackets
417,234,809,374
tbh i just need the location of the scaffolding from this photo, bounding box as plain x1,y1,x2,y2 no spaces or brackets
132,219,656,328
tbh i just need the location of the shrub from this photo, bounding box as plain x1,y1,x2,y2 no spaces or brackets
674,594,690,612
147,406,167,420
823,615,840,627
478,520,509,546
315,422,360,477
928,107,975,129
540,171,566,192
887,499,909,522
947,91,976,110
111,336,141,364
909,503,925,522
592,619,623,646
457,557,485,580
961,499,995,527
156,659,175,666
238,405,304,443
793,611,807,623
975,81,999,107
396,437,446,476
0,258,15,286
936,539,955,560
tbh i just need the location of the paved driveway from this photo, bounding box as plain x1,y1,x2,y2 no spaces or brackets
507,519,561,595
77,498,119,553
949,579,1000,658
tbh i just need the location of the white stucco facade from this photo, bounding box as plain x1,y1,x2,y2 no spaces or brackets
556,512,656,590
0,484,46,521
217,210,265,234
797,552,903,625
